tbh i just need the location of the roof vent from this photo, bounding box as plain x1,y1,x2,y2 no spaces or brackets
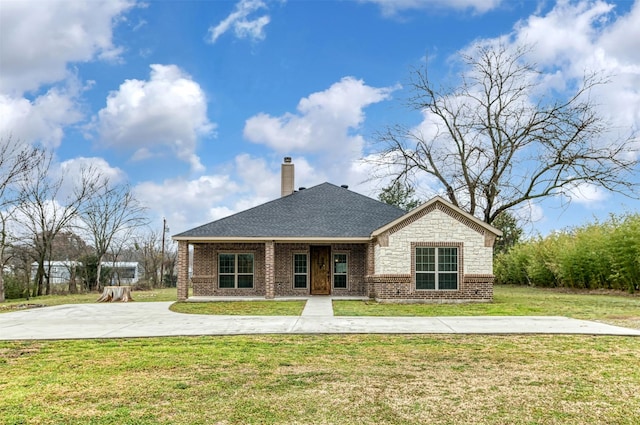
341,185,349,189
299,187,306,191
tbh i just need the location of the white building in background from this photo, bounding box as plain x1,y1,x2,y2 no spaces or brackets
31,261,141,285
30,261,81,284
104,262,140,285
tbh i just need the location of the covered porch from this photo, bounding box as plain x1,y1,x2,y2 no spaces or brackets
176,239,375,300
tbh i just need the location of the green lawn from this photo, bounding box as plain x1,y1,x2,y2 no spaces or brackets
334,285,640,329
1,334,638,425
170,300,306,316
0,287,177,313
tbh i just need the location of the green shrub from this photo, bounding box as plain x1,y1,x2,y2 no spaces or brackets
2,274,29,299
494,213,640,292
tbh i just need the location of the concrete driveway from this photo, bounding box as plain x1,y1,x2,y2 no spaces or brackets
1,299,639,340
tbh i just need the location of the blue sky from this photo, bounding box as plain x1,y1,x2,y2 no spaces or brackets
1,0,639,237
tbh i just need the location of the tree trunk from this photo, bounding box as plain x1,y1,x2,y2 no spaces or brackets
34,262,45,297
68,264,77,294
96,285,133,302
0,270,5,303
96,257,103,292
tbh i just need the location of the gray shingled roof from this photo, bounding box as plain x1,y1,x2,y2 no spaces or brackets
174,182,407,239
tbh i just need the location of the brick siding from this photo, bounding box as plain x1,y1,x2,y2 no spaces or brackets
190,242,368,297
177,241,189,301
191,243,266,296
366,273,494,302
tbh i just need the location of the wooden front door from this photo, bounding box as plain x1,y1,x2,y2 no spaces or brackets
310,245,331,295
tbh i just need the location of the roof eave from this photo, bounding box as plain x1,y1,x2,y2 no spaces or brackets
371,196,503,237
172,236,372,243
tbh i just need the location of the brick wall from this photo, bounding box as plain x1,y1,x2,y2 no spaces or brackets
177,241,189,301
332,244,367,297
191,243,266,296
274,243,368,296
366,274,494,302
190,242,368,297
274,243,312,296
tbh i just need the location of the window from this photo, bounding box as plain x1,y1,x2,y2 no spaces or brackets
219,253,254,289
415,247,458,290
333,253,347,289
293,253,308,288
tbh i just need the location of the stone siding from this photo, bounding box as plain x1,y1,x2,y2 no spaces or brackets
375,207,493,275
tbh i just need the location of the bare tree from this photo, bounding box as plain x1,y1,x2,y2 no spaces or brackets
17,154,102,296
135,230,163,288
0,138,44,301
51,231,90,294
372,43,638,225
162,243,178,287
80,182,148,291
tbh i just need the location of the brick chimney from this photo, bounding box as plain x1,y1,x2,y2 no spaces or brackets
281,156,294,197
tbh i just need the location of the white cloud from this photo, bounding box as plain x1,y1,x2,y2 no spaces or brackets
513,1,615,70
0,88,83,149
600,0,640,64
510,0,640,153
52,157,127,202
565,182,610,206
234,154,280,202
0,0,135,95
244,76,396,155
243,76,397,192
361,0,502,16
95,64,215,172
208,0,272,44
134,174,241,234
58,157,126,185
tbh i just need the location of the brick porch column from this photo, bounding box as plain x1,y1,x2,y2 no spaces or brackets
265,241,275,299
366,240,376,298
177,241,189,301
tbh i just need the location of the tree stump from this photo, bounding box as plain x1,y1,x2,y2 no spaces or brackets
96,286,133,302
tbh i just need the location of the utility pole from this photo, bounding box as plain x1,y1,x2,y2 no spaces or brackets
160,217,167,287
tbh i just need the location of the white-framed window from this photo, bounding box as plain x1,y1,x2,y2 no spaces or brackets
333,253,348,289
415,246,458,290
293,253,308,289
219,253,254,289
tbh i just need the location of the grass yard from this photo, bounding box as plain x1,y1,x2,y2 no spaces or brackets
0,287,177,313
170,300,306,316
1,334,639,425
334,285,640,329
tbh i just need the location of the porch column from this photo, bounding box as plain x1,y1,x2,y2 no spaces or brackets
366,240,376,298
265,241,275,299
177,241,189,301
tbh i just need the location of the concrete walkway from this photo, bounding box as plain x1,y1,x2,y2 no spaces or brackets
1,299,639,340
301,296,347,316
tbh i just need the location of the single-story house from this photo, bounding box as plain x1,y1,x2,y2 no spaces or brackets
172,157,502,302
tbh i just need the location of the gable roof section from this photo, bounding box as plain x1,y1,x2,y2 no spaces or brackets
371,196,503,238
173,182,407,241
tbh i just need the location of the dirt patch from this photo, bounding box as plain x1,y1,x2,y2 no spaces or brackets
0,303,47,312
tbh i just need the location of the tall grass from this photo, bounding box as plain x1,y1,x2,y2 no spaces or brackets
495,213,640,292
